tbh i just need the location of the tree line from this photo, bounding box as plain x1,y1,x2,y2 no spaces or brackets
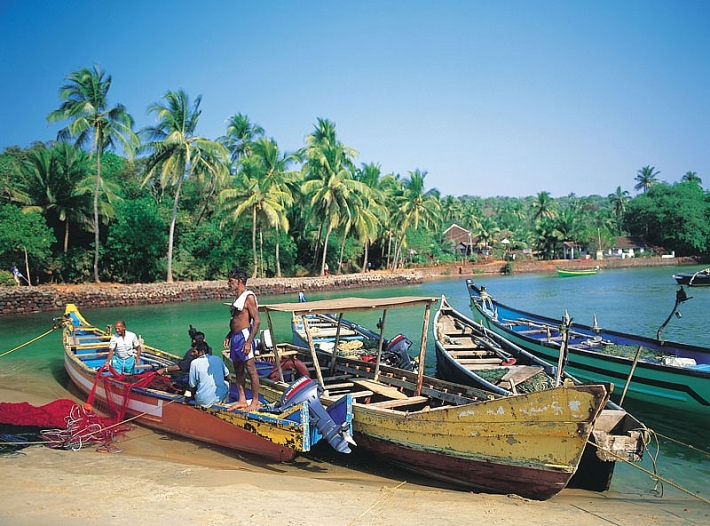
1,65,708,285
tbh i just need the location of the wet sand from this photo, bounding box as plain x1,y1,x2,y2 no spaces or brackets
1,383,706,526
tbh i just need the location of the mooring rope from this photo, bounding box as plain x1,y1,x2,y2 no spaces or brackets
587,433,710,505
0,326,58,359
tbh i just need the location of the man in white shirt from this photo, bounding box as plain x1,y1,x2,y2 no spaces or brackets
105,320,142,375
188,341,230,407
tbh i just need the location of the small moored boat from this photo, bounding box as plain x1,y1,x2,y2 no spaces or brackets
556,266,599,277
673,268,710,287
467,280,710,415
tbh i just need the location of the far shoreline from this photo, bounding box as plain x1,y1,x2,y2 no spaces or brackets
0,256,700,317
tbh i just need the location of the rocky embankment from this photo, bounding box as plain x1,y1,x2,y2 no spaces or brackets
1,256,697,316
0,271,425,316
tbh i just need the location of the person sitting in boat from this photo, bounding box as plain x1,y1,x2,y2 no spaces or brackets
158,329,214,376
188,341,230,408
105,320,143,375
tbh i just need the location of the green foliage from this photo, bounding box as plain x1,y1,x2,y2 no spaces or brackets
624,182,710,256
105,198,167,282
0,270,15,286
0,203,56,278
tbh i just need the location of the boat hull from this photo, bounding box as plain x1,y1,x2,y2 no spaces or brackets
556,267,598,277
466,280,710,415
433,298,648,492
61,304,329,462
239,351,609,500
673,271,710,286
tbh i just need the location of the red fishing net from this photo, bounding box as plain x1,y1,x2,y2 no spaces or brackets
0,398,131,452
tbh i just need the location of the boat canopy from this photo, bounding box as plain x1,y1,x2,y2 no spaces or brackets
260,296,438,315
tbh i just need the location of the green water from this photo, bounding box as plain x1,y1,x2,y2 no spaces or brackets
1,264,708,501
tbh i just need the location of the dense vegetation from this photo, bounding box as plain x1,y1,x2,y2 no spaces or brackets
1,66,708,285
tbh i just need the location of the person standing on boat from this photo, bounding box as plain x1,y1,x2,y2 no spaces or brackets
188,341,229,407
224,268,261,412
105,320,142,375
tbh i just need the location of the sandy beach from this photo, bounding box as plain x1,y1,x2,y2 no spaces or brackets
1,385,706,526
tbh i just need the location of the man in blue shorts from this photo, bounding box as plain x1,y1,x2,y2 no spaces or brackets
105,320,143,375
223,268,261,412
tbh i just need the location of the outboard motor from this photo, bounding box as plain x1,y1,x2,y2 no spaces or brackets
278,377,355,454
382,334,415,370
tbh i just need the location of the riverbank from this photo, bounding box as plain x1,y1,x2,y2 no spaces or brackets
1,386,705,526
0,256,698,316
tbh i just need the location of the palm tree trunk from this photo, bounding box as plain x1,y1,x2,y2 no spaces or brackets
93,141,102,283
337,233,346,275
251,206,258,279
275,223,282,278
321,225,332,276
64,219,70,253
361,240,369,273
166,177,183,283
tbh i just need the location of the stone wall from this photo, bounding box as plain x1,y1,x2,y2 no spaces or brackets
0,271,423,316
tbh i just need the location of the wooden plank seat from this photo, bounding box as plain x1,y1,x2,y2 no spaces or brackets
352,379,409,400
443,344,484,351
457,358,503,365
323,382,355,390
501,365,545,385
367,396,429,409
349,390,375,399
448,350,492,358
74,351,109,359
305,327,359,338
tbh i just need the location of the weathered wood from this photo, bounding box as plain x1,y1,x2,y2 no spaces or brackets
352,379,409,399
367,396,428,409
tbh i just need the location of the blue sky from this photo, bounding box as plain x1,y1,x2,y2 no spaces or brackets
1,0,708,198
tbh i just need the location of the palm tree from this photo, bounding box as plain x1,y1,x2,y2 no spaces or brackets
681,171,703,185
220,113,265,167
390,170,441,270
301,119,362,275
634,165,660,192
20,143,95,253
140,90,229,283
607,186,630,235
220,138,298,278
47,64,139,282
353,163,387,272
531,191,558,221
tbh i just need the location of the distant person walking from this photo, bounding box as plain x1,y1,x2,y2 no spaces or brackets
11,263,26,286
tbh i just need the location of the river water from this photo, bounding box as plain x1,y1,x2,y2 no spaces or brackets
1,264,709,503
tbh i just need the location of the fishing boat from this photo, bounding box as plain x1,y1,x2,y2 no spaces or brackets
292,311,416,370
60,304,354,462
229,296,615,500
466,280,710,415
556,266,599,277
673,268,710,287
434,295,649,491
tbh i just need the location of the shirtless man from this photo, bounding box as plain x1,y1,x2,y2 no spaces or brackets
223,268,261,411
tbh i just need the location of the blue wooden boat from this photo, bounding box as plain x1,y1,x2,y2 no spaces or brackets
466,280,710,415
